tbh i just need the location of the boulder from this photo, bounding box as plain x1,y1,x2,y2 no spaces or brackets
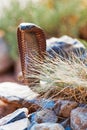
0,82,39,118
29,109,57,123
46,35,86,60
0,108,28,125
29,98,55,109
0,118,29,130
71,107,87,130
0,108,30,130
0,82,38,101
53,100,78,118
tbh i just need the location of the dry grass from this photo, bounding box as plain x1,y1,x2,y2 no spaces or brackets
25,50,87,103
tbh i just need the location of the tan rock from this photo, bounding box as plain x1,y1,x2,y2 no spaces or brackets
53,100,78,117
71,107,87,130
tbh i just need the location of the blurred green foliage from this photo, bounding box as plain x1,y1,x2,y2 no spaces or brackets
0,0,87,60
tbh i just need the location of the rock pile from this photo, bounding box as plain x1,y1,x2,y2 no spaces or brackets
0,82,87,129
0,35,87,129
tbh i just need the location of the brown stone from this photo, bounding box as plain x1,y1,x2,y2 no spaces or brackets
0,82,39,118
71,107,87,130
53,100,78,117
0,98,41,118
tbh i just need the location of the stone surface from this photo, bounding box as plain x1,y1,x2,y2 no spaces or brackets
29,98,55,109
0,118,29,130
0,99,23,118
0,108,30,130
53,100,78,118
65,126,72,130
46,35,86,60
0,82,39,118
30,123,64,130
0,82,38,101
29,109,58,123
71,107,87,130
0,108,28,125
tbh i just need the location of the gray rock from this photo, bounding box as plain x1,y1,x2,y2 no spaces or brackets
0,82,39,118
53,100,78,118
0,118,29,130
29,98,55,109
0,82,38,101
46,35,86,60
29,109,57,123
71,107,87,130
0,108,30,130
30,123,64,130
0,108,28,126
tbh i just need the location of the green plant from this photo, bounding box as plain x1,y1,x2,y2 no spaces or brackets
0,0,87,60
0,0,33,60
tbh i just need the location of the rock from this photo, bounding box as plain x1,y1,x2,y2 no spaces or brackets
0,82,39,118
61,118,69,128
0,36,13,74
0,108,30,130
0,99,23,118
30,123,64,130
0,108,28,125
53,100,78,118
0,82,38,101
0,118,29,130
71,107,87,130
46,35,86,60
65,126,72,130
0,98,40,119
29,109,58,123
29,98,55,109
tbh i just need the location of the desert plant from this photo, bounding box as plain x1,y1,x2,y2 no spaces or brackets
24,50,87,103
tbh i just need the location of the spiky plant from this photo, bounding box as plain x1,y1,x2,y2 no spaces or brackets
24,50,87,103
